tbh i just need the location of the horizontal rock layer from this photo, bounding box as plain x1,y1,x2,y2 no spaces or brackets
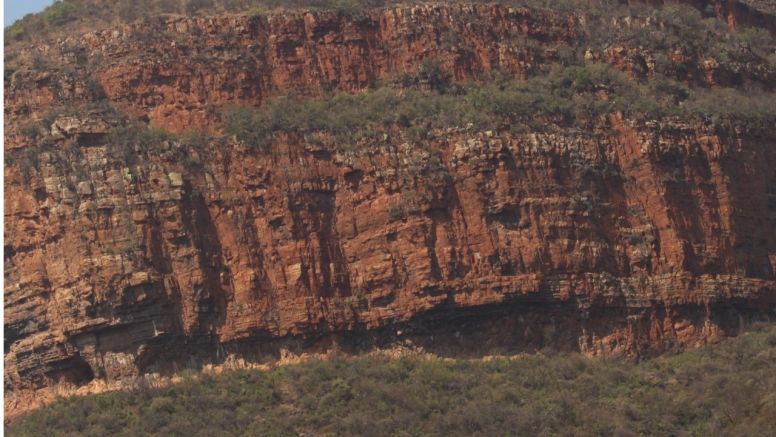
6,113,776,418
5,2,776,421
6,4,775,132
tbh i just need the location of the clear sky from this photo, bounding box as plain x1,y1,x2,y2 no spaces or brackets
5,0,55,27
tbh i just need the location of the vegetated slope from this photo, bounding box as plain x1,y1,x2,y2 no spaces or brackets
6,323,776,437
4,0,776,422
5,0,776,48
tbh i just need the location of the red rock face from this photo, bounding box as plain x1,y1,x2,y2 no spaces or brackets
6,4,579,131
4,3,776,420
6,4,772,131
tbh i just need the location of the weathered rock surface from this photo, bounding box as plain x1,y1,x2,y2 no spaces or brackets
6,113,776,418
5,3,776,421
6,4,774,132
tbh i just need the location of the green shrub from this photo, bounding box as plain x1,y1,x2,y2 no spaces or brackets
184,0,214,16
44,1,78,25
388,203,402,218
106,122,177,165
156,0,180,13
418,57,445,90
573,67,594,91
18,122,42,139
738,28,774,57
84,77,106,100
6,21,25,40
223,105,270,147
332,0,364,16
115,2,143,23
245,7,266,21
398,71,413,88
4,66,18,79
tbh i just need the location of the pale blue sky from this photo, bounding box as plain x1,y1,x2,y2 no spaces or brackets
5,0,55,27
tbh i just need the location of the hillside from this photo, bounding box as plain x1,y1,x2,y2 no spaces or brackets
5,0,776,421
6,324,776,436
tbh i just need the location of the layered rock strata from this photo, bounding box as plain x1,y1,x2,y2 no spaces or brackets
6,112,776,418
5,3,776,420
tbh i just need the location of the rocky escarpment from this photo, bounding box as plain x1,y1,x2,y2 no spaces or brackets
6,112,776,419
5,2,776,421
6,3,775,131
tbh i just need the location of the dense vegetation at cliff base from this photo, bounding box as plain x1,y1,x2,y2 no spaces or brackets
7,324,776,437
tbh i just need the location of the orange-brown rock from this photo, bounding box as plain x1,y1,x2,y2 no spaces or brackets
5,3,776,421
5,4,773,132
6,112,776,418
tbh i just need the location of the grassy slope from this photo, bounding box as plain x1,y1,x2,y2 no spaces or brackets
6,324,776,437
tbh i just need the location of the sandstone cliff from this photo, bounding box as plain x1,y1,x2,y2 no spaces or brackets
5,2,776,420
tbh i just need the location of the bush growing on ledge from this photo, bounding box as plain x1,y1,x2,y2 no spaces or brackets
107,122,178,166
223,63,776,151
185,0,216,16
245,7,266,21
